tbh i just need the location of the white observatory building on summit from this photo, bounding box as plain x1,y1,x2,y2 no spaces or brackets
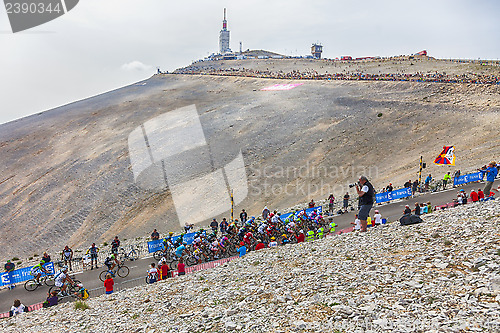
219,8,231,54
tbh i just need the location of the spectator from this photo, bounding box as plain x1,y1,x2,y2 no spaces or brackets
457,192,463,205
104,273,114,294
255,240,265,250
268,237,278,247
427,202,433,213
262,206,270,220
159,258,169,280
355,176,375,232
453,170,461,187
404,205,411,215
111,236,120,254
151,229,160,240
61,245,73,271
210,219,218,233
478,161,498,197
177,258,186,276
4,260,15,290
327,194,335,213
45,291,58,307
373,210,382,226
420,203,427,214
413,202,421,215
9,300,26,316
240,209,248,223
308,199,315,208
412,180,419,195
478,188,485,200
296,230,305,243
443,172,452,190
343,192,350,213
184,223,194,233
386,183,393,192
351,214,361,231
86,243,99,270
237,242,247,257
460,189,468,204
220,218,228,234
470,189,479,202
42,252,51,263
147,263,158,284
404,180,412,188
424,174,432,191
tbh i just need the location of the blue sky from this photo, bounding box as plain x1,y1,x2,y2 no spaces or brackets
0,0,498,125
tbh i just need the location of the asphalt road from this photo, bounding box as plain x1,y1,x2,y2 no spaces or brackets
0,181,487,313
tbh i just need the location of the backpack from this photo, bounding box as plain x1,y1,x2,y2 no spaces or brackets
81,288,89,300
400,214,423,226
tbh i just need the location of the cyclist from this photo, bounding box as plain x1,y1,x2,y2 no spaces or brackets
104,253,120,276
175,242,188,260
86,243,100,270
30,260,49,285
162,232,175,254
61,245,73,271
54,266,74,296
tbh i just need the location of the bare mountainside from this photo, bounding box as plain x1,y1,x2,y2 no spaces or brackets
1,58,499,259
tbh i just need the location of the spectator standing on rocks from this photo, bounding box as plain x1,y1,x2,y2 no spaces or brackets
9,299,25,316
262,206,270,220
443,172,452,190
327,194,335,213
151,229,160,240
453,170,461,187
104,273,114,294
42,252,51,263
343,192,350,213
412,180,419,195
355,176,374,232
308,199,315,208
478,188,485,200
478,161,498,197
86,243,99,270
111,236,120,254
4,260,15,290
424,174,432,192
239,209,247,223
210,219,218,234
220,218,228,234
61,246,73,271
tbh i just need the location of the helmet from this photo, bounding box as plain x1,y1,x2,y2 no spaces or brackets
62,266,68,271
375,210,379,213
183,241,187,245
169,232,174,235
271,237,275,240
40,260,46,265
78,283,83,288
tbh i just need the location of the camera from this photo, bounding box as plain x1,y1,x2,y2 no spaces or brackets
349,183,358,188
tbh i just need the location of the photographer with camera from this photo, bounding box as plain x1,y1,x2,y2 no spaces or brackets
353,176,375,232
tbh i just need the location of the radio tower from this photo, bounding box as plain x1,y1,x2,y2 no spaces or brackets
219,8,231,54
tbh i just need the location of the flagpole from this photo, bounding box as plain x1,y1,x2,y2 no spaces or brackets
418,156,423,192
230,189,234,223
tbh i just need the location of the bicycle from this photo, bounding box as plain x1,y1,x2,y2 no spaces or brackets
24,273,55,292
118,246,139,262
99,262,130,282
49,281,80,298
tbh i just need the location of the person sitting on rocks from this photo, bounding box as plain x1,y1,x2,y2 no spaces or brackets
403,205,411,215
151,229,160,240
9,299,25,316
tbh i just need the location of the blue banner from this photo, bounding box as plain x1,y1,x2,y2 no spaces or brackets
1,262,55,287
147,231,205,253
454,172,483,186
280,206,323,222
376,187,412,203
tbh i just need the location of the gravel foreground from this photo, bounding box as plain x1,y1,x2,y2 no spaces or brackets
3,200,500,333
